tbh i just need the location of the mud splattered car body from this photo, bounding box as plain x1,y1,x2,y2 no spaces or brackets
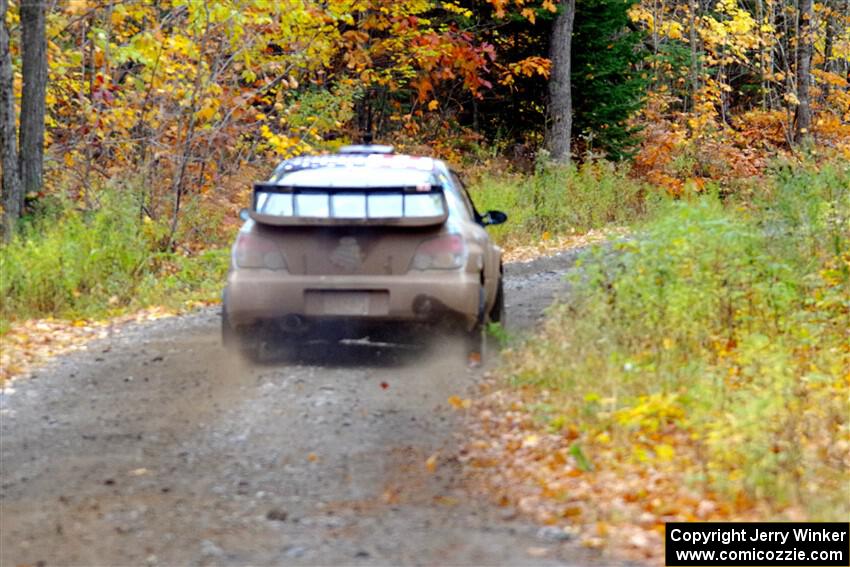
222,146,507,359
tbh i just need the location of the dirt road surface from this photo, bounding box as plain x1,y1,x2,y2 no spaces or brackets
1,250,605,567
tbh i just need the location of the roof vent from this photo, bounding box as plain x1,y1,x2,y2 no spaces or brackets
337,144,395,155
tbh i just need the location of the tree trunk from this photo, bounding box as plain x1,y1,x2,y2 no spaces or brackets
1,0,22,237
794,0,813,142
545,0,575,163
755,0,768,109
821,0,840,101
19,0,46,199
688,0,699,113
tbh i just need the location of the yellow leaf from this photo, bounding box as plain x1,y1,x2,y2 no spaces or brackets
110,9,125,27
68,0,88,15
656,443,675,461
425,452,439,473
427,99,439,111
783,92,800,106
64,152,74,167
447,395,471,409
196,106,215,122
434,495,458,505
522,434,540,448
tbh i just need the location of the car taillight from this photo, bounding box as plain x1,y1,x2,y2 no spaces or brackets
411,234,467,270
233,232,286,270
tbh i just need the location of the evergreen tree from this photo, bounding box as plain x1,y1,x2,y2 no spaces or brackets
571,0,647,161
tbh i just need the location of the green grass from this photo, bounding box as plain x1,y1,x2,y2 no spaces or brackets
468,160,658,245
0,192,229,332
504,159,850,517
1,157,654,332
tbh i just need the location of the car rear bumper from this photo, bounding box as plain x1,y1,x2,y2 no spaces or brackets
224,269,482,331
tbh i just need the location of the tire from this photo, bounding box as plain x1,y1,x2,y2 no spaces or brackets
464,285,488,363
466,276,505,364
489,277,505,324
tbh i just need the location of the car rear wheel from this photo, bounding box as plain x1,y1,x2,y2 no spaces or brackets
466,276,505,365
489,277,505,324
464,285,488,365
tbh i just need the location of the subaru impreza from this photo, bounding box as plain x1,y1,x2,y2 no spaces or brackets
221,145,507,361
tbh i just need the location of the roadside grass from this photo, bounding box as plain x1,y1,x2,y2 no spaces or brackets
2,158,650,334
0,191,230,333
494,159,849,522
468,160,658,247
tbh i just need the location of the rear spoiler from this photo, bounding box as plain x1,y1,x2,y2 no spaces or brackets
248,183,449,227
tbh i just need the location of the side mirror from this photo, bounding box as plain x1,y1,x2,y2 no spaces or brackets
482,210,508,226
239,208,251,221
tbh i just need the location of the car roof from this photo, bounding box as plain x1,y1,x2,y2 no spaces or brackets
268,149,447,188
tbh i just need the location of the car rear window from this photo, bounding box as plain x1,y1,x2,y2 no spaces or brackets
255,190,446,219
253,162,448,226
276,166,435,188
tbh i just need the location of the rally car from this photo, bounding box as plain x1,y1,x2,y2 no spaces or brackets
221,145,507,361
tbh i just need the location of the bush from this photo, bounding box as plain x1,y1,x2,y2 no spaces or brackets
506,161,850,517
468,159,655,245
0,192,229,328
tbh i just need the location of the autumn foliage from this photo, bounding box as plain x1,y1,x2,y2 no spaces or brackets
0,0,847,227
463,162,850,563
1,0,849,559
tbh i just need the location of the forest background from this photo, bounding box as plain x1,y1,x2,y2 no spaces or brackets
1,0,848,561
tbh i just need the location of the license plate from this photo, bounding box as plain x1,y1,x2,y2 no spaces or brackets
322,292,369,315
305,291,388,316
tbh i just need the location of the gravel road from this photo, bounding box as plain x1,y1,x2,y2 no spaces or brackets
1,249,602,567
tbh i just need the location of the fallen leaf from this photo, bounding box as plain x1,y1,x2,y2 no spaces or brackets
526,547,549,557
522,434,541,448
448,395,471,409
381,487,400,504
629,532,649,548
426,452,439,473
433,495,458,506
